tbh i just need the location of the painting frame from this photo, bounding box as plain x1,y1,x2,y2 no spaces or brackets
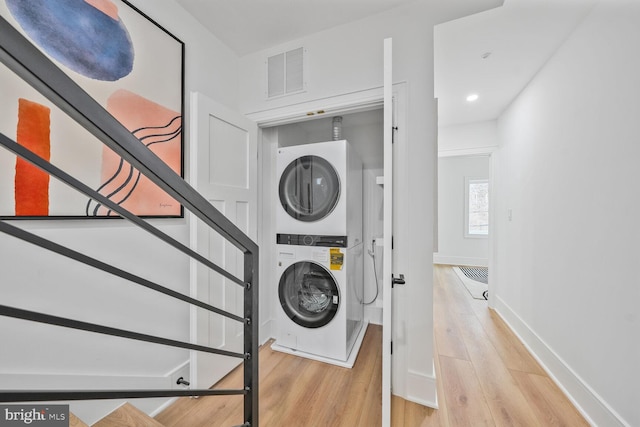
0,0,185,219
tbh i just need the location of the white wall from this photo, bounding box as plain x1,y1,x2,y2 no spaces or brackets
0,1,240,423
493,2,639,426
435,155,489,267
239,0,504,406
131,0,240,110
362,168,384,324
438,120,498,155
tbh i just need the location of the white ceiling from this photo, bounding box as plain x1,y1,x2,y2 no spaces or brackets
175,0,596,127
435,0,596,126
175,0,419,56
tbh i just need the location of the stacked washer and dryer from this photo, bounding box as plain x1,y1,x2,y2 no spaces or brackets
272,137,366,367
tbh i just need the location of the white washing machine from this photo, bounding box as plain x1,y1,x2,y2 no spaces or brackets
272,239,366,367
276,140,362,245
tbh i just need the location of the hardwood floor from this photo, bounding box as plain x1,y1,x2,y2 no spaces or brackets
156,326,382,427
94,403,163,427
69,412,89,427
426,265,588,427
156,265,588,426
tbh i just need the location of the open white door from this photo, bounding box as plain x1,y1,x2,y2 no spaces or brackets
189,92,258,389
382,37,394,427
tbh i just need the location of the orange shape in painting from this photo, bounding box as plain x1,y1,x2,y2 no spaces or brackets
99,89,181,216
15,98,51,216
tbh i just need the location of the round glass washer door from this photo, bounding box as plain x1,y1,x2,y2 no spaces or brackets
278,261,339,328
279,155,340,222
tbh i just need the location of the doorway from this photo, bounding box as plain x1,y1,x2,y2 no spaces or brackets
435,153,491,300
252,77,407,424
258,107,385,338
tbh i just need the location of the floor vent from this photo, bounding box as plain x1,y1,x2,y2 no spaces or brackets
459,266,488,284
267,47,305,98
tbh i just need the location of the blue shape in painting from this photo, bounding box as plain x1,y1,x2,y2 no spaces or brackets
6,0,134,81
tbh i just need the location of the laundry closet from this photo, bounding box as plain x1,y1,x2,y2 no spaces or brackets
259,108,384,367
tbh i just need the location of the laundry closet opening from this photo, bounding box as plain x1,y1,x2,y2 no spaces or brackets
258,107,385,365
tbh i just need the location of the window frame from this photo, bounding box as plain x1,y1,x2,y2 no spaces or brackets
464,176,489,239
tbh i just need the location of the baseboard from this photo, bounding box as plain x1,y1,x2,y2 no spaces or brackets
403,370,438,409
494,297,630,427
150,360,191,417
432,254,487,267
0,360,191,425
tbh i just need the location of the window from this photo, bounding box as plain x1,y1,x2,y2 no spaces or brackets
465,178,489,237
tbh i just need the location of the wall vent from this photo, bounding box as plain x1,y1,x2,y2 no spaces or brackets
267,47,305,98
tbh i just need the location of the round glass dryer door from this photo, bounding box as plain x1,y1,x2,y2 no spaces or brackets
278,261,339,328
279,155,340,222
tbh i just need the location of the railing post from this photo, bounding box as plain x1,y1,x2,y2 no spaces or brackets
244,249,259,426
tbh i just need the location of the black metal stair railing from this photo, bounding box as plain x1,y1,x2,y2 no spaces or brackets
0,15,258,427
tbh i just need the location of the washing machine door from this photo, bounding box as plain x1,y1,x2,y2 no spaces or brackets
279,261,339,328
279,155,340,222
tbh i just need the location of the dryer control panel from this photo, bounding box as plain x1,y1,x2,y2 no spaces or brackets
277,233,347,248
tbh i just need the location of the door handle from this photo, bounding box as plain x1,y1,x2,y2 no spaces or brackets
392,273,405,288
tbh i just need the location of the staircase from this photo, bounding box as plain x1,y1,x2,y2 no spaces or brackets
69,413,89,427
93,404,164,427
0,13,259,427
70,404,164,427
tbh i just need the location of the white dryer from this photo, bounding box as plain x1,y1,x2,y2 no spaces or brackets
272,239,366,367
276,140,362,245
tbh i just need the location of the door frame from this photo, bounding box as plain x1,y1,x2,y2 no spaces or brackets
247,86,385,128
436,148,496,309
249,80,408,426
247,85,386,349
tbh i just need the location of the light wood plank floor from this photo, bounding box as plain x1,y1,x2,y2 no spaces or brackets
156,265,588,426
156,325,382,427
94,403,164,427
423,265,589,427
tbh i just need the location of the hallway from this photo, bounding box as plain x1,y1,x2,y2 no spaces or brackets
422,264,589,426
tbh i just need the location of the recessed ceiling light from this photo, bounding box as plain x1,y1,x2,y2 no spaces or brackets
466,94,479,102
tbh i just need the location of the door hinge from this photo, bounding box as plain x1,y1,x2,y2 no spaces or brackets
391,341,393,355
391,126,399,144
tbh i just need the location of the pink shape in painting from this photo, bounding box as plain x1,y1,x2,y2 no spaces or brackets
84,0,120,20
94,89,181,216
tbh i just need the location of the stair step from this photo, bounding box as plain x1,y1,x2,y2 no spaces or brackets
93,403,164,427
70,412,89,427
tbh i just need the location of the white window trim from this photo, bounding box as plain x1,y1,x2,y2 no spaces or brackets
464,176,489,239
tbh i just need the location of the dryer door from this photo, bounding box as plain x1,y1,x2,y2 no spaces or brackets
279,155,340,222
279,261,339,328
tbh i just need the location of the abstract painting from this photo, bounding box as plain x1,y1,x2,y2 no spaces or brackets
0,0,184,218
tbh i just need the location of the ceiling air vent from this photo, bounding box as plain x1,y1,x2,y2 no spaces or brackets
267,47,305,98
